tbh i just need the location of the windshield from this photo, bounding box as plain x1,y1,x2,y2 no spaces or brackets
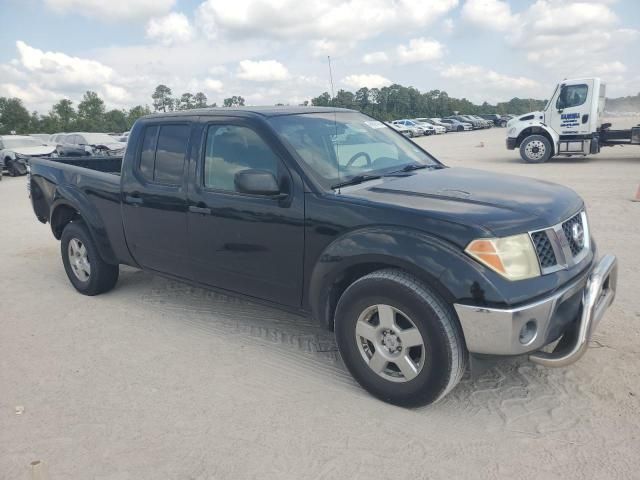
2,137,44,148
82,133,120,144
269,112,439,190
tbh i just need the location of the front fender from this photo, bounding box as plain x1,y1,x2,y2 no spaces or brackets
307,226,507,329
50,185,118,265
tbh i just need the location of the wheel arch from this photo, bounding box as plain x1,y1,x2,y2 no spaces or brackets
516,126,557,155
306,226,505,331
49,193,118,265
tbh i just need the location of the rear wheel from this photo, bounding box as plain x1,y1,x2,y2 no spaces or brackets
334,269,467,407
520,134,553,163
61,221,119,295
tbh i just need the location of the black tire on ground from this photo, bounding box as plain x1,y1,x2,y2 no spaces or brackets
500,120,507,127
60,221,119,296
334,269,467,407
408,131,414,138
457,125,463,132
519,134,553,163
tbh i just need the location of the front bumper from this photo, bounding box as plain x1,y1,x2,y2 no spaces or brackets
506,137,517,150
454,254,618,366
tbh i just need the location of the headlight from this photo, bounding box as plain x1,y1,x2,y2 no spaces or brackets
465,234,540,281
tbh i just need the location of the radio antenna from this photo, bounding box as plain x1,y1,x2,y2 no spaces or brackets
328,55,341,193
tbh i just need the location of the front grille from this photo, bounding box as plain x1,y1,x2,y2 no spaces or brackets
531,231,557,268
562,213,585,256
530,211,589,274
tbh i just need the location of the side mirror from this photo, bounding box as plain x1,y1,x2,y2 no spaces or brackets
234,169,283,196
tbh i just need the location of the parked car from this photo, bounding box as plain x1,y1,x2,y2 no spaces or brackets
387,122,413,138
57,132,126,157
428,118,456,132
437,118,473,132
29,133,55,144
479,114,507,127
413,118,446,134
468,115,493,128
0,135,56,176
446,115,481,129
392,119,428,136
28,106,618,407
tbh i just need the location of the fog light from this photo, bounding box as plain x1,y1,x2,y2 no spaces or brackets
519,320,537,345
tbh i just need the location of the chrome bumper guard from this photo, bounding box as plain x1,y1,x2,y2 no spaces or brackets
529,254,617,367
454,254,618,366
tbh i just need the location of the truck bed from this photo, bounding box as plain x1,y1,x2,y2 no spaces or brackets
36,155,123,174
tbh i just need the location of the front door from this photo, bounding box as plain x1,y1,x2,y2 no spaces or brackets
547,79,594,137
187,119,305,307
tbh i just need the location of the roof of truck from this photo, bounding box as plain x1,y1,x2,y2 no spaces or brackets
141,106,356,120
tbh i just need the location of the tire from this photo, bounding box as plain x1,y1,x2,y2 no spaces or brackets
520,134,553,163
457,125,463,132
408,131,414,138
61,221,119,296
334,269,467,407
500,121,507,128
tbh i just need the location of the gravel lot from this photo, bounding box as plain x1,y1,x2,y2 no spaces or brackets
1,126,639,479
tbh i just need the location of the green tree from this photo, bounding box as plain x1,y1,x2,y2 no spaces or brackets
52,99,76,131
127,105,152,128
0,97,31,134
77,91,106,131
194,92,208,108
152,84,174,112
179,93,195,110
223,95,245,107
311,92,331,106
104,109,128,133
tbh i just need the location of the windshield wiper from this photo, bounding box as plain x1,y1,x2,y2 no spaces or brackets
397,163,430,172
331,174,382,190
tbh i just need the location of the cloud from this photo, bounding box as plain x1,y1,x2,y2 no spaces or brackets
439,64,539,102
196,0,458,42
396,38,444,64
343,74,392,89
461,0,516,31
204,78,224,92
44,0,175,21
362,51,389,64
15,40,114,88
237,60,290,82
146,13,194,46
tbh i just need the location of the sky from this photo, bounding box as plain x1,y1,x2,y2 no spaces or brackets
0,0,639,112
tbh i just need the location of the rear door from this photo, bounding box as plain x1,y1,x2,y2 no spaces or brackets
121,120,194,277
186,117,305,307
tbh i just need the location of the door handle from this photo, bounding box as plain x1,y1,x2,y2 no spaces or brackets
189,205,211,215
125,195,143,205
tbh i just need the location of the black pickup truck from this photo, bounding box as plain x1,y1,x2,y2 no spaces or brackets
28,107,618,407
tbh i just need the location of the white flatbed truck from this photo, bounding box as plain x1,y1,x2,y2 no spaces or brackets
506,77,640,163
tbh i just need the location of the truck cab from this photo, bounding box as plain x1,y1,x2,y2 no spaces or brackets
507,77,607,162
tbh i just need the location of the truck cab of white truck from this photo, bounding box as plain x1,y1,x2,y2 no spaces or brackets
506,77,639,163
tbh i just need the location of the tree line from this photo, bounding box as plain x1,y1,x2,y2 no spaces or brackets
4,80,636,135
311,85,547,120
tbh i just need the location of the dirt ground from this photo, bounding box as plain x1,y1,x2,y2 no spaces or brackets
1,126,639,479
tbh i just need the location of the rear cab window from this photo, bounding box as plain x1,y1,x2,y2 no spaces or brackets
137,124,190,186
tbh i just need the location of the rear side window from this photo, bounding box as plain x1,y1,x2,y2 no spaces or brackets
137,124,189,185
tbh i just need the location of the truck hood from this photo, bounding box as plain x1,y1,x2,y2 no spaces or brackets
344,167,583,237
6,145,56,156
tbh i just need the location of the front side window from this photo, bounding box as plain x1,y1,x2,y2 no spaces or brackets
203,124,280,192
137,124,189,185
269,112,438,190
557,84,588,109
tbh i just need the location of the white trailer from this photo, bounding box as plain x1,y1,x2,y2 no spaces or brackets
506,77,640,163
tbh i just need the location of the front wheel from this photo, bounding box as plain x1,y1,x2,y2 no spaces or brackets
61,221,119,295
520,134,553,163
334,269,467,407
